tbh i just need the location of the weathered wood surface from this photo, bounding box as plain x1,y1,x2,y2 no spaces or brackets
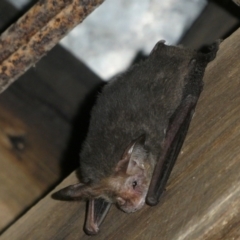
0,5,101,233
2,26,240,240
233,0,240,6
0,43,102,233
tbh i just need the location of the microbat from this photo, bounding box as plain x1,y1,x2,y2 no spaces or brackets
55,40,219,235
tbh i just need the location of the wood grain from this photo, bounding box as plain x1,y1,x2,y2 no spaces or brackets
2,26,240,240
0,44,102,232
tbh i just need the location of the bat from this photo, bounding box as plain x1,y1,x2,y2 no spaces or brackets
54,40,219,235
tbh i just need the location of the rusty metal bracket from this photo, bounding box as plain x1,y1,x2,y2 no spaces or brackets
0,0,104,93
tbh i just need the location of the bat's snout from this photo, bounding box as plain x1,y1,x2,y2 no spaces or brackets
118,196,146,213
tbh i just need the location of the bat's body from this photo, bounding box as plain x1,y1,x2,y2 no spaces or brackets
55,41,218,235
81,43,188,183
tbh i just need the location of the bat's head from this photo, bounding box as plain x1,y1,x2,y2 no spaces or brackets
106,135,155,212
55,135,155,213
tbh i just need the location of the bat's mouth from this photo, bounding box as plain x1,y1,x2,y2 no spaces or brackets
117,194,146,213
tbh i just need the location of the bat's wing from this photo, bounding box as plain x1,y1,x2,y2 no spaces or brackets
84,198,111,235
146,95,198,206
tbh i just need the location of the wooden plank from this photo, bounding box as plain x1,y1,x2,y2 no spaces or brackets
0,33,102,235
0,1,103,231
179,1,240,49
2,26,240,239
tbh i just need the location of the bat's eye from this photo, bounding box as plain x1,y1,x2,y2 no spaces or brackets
132,181,137,189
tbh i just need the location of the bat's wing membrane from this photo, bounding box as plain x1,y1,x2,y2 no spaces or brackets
84,198,111,235
146,95,198,206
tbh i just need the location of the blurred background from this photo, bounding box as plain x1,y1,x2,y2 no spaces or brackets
9,0,207,79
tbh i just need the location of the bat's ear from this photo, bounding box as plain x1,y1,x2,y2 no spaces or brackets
115,135,146,175
53,183,100,200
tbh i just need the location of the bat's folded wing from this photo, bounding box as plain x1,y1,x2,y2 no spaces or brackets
146,95,198,206
84,198,111,235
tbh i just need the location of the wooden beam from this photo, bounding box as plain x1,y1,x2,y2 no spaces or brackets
233,0,240,6
0,43,102,233
179,1,240,49
2,25,240,239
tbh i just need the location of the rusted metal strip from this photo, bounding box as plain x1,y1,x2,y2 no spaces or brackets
0,0,72,63
0,0,104,93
